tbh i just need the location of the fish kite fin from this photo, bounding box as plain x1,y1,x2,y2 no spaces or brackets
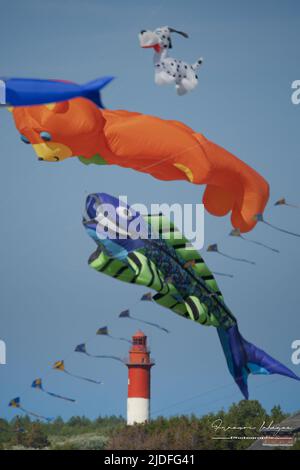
82,76,114,108
217,325,300,399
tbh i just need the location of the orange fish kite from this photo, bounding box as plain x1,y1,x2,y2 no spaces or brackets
11,98,269,232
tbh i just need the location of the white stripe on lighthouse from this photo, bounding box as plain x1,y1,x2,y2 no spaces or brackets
127,398,150,425
0,80,6,104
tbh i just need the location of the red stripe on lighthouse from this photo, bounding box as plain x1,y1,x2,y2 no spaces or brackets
128,366,150,398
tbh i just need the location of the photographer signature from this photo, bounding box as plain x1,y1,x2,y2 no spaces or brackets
211,419,292,436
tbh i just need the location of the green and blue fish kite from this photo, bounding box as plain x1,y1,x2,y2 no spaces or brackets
83,192,300,399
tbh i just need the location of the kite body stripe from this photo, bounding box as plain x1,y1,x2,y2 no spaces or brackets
173,163,194,182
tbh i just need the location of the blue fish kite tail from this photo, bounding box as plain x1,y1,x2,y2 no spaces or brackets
217,325,300,399
82,77,114,108
0,76,114,108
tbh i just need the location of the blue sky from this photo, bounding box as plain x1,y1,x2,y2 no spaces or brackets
0,0,299,421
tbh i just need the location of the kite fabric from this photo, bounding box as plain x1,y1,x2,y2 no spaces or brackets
255,213,300,238
118,308,170,334
206,243,256,265
0,76,114,108
173,261,233,278
8,397,52,422
96,326,109,335
31,378,76,403
11,94,269,232
139,26,203,95
96,326,131,344
75,343,123,363
170,266,233,279
141,292,153,301
229,229,279,254
52,360,102,385
83,192,299,399
275,198,300,208
211,271,234,279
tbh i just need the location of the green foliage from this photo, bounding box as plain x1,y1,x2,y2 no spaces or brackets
1,402,298,451
52,434,108,450
23,423,50,449
270,405,289,423
210,399,269,450
291,437,300,450
107,415,214,450
106,401,294,451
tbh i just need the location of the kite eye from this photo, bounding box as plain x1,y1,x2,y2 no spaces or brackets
116,206,134,220
20,134,30,144
40,131,52,141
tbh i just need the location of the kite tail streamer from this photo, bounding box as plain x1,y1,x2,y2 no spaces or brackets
53,360,102,384
9,398,52,422
92,354,123,362
64,370,102,385
218,251,256,265
263,220,300,238
242,237,279,253
131,316,170,333
32,379,76,403
109,335,132,344
207,244,255,265
96,326,131,343
285,203,300,209
75,344,122,362
119,308,169,333
217,325,300,399
229,229,279,253
20,407,52,422
212,271,234,279
44,390,76,403
255,214,300,238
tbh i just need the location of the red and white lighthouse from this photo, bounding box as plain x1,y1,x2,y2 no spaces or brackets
126,330,154,425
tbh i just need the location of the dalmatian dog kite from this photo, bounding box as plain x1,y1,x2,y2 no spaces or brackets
139,26,203,95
